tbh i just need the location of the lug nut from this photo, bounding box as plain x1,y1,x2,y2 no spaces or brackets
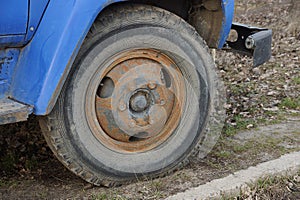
148,82,157,90
129,120,136,127
160,99,165,105
118,102,126,111
149,119,155,125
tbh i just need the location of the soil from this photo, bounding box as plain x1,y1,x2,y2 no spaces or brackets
0,0,299,199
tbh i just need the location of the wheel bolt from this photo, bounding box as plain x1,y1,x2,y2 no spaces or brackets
148,82,157,90
119,102,126,111
160,99,165,105
149,119,154,125
129,120,136,127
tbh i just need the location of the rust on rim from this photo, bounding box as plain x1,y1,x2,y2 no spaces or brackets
86,49,186,153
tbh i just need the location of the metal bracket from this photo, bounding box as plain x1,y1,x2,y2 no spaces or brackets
224,23,272,67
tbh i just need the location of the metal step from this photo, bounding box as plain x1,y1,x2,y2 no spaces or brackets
0,98,33,125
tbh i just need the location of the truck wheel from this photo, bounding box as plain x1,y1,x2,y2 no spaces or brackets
39,4,225,186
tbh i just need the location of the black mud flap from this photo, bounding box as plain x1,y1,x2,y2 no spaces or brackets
224,23,272,67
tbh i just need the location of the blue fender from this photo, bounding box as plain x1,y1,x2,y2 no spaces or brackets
11,0,124,115
10,0,234,115
218,0,235,48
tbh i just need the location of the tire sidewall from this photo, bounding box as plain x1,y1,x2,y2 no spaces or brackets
62,13,215,180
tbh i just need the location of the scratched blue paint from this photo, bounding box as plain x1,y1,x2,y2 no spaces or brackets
10,0,123,115
218,0,235,48
0,35,25,47
0,49,20,99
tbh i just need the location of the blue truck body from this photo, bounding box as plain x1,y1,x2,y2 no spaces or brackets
0,0,234,115
0,0,272,185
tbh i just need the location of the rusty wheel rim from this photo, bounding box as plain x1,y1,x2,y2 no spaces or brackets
86,49,186,153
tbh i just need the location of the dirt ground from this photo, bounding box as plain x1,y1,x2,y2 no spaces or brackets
0,0,299,199
1,119,299,200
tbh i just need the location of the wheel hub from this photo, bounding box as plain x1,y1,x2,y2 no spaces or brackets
129,90,151,113
92,49,185,152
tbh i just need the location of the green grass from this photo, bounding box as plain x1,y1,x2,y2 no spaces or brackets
0,180,10,187
91,193,128,200
92,193,108,200
172,172,192,182
280,97,300,109
256,176,278,190
224,115,257,136
215,150,231,158
0,153,17,173
0,180,19,188
150,180,165,192
223,170,300,199
139,179,165,199
232,145,248,153
25,157,38,171
212,132,300,163
223,175,287,199
292,77,300,84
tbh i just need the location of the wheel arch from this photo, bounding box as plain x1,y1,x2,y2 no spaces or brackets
10,0,233,115
10,0,127,115
127,0,234,48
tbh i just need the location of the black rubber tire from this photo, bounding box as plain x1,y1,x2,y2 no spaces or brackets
39,4,224,186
